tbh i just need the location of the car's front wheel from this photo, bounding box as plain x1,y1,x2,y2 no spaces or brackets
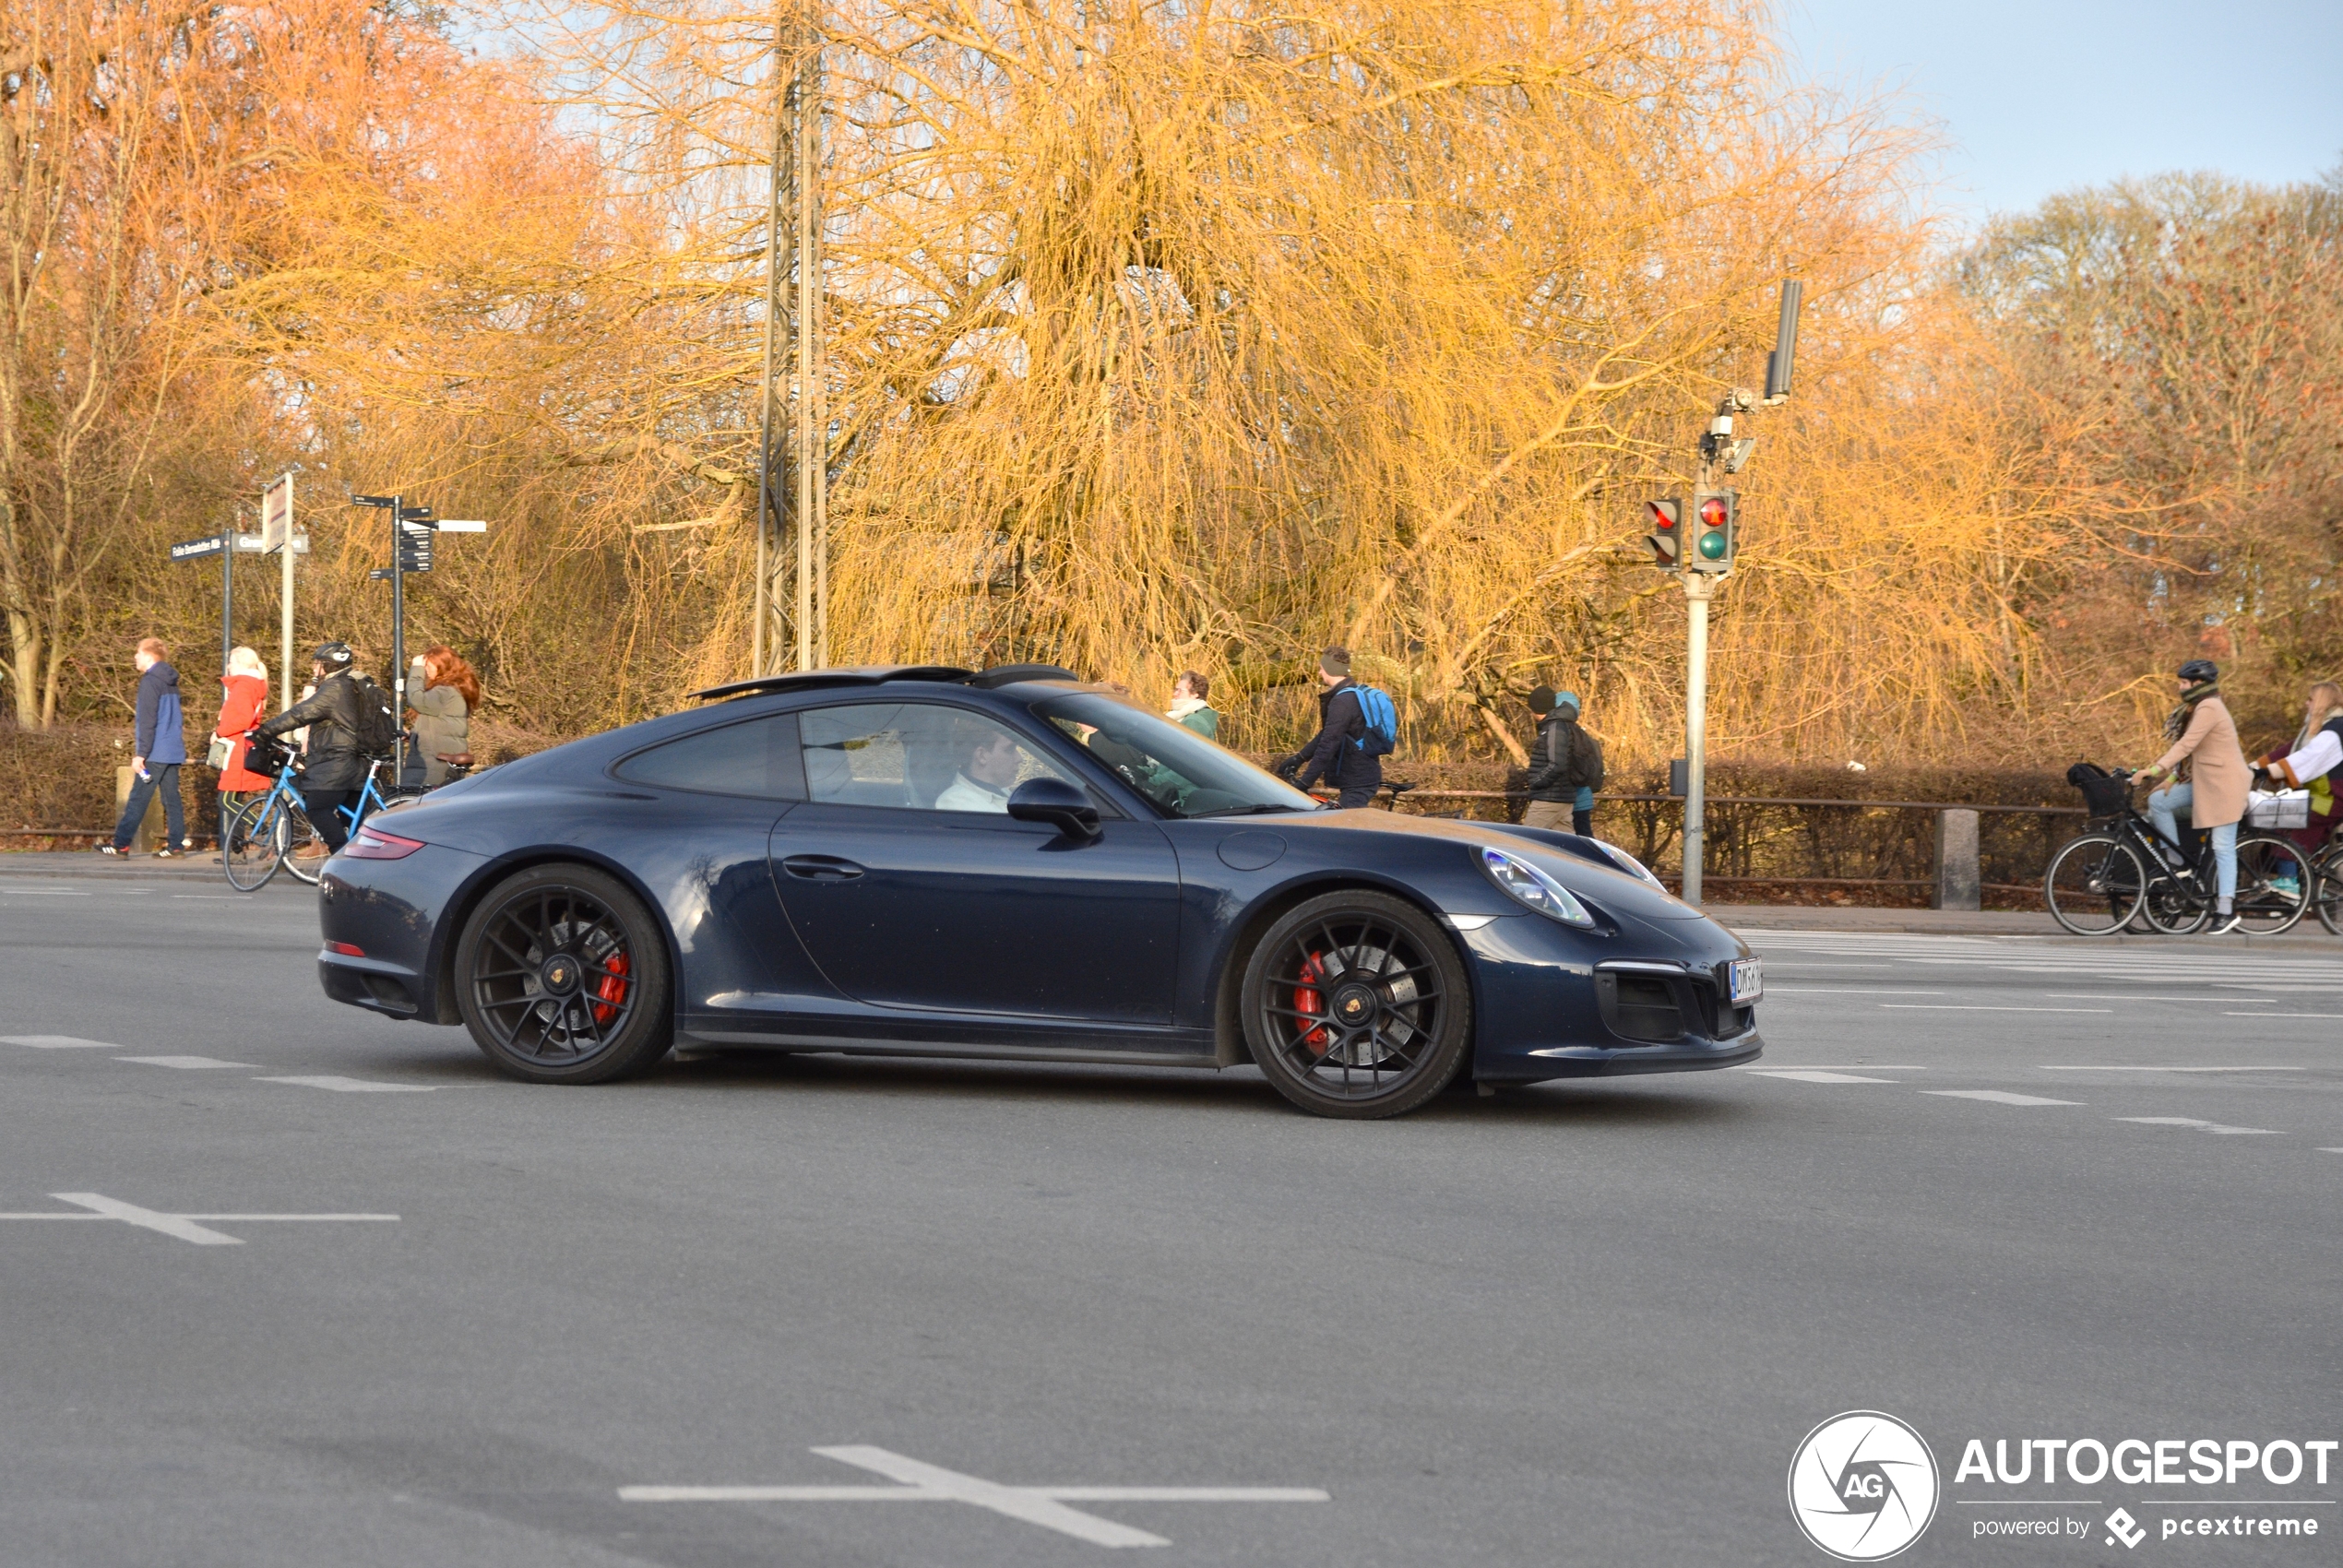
455,863,673,1083
1239,890,1472,1119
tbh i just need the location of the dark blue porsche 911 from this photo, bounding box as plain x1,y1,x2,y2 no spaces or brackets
316,664,1762,1117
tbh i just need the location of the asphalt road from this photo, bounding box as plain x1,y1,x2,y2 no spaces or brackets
2,866,2337,1567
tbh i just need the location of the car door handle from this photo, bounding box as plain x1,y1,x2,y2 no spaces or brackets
780,854,865,882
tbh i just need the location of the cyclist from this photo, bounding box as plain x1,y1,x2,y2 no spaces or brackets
2251,681,2343,853
2134,658,2251,932
248,642,368,856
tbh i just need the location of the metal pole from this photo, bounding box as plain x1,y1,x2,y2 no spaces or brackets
390,493,405,785
280,476,295,713
1682,575,1713,905
752,8,787,681
791,7,819,672
220,518,234,679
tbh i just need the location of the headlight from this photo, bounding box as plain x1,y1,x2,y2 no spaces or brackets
1480,846,1595,927
1592,838,1666,888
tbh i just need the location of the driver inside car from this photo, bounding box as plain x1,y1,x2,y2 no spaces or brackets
934,728,1022,812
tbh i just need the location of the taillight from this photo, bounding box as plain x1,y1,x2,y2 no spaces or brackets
327,941,365,956
344,826,425,860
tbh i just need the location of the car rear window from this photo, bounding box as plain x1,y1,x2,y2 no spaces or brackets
613,713,806,799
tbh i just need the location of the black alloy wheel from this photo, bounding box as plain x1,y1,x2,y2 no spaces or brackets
1240,890,1472,1119
454,863,673,1084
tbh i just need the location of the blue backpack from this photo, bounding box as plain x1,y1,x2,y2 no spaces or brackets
1351,685,1398,757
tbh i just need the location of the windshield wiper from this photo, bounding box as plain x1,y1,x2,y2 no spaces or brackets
1186,802,1308,818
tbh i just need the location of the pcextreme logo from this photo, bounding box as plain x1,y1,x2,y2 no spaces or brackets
1789,1411,1942,1562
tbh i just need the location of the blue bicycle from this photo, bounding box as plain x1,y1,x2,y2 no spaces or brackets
220,744,326,891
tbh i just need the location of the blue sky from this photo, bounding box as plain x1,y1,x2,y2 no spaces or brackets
1781,0,2343,224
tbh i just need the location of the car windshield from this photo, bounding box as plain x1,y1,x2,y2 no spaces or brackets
1036,693,1320,820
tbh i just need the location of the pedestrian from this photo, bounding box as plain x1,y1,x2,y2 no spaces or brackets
212,647,275,802
1275,646,1381,809
2135,658,2251,932
404,644,480,788
1166,670,1219,740
249,642,368,856
2251,680,2343,852
1521,687,1603,836
101,637,190,858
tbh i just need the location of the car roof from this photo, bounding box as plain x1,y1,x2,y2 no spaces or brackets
685,662,1085,704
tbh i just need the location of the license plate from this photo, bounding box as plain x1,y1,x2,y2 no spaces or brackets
1729,956,1763,1004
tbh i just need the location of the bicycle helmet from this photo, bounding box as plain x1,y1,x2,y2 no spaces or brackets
312,641,355,671
2176,659,2218,684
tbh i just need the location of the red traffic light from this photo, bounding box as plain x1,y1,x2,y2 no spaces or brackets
1697,495,1728,529
1647,501,1677,530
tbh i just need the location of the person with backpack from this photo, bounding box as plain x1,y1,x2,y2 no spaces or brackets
1522,687,1604,836
1275,646,1395,809
101,637,191,858
248,642,393,854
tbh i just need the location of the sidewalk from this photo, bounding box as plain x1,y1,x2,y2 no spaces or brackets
0,849,311,886
1705,901,2343,950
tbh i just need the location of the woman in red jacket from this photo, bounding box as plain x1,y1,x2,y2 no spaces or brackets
214,647,275,800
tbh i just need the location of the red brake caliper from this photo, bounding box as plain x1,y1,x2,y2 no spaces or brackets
1293,951,1330,1054
592,950,631,1024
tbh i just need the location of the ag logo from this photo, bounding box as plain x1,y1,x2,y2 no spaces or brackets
1788,1411,1940,1562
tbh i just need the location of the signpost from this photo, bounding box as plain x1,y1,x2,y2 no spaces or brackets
168,530,264,679
260,475,299,711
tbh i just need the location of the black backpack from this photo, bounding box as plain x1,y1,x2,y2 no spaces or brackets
348,673,401,758
1550,720,1606,791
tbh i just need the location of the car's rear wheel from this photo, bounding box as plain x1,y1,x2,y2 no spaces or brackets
455,863,672,1084
1239,890,1471,1119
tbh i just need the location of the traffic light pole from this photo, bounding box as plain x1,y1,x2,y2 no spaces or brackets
389,493,406,786
1681,573,1715,905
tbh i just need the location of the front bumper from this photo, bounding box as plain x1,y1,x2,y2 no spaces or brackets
1507,1031,1764,1079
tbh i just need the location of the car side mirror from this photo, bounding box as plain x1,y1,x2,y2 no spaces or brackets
1008,777,1101,842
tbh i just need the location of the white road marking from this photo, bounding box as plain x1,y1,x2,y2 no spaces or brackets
172,895,254,900
0,1193,400,1245
2039,1065,2304,1073
1766,988,1947,995
1742,1069,1901,1084
0,1036,119,1050
2047,994,2278,1003
1881,1004,2113,1014
0,889,90,896
623,1445,1328,1549
2224,1012,2343,1019
1923,1090,2083,1107
255,1075,434,1093
1730,1064,1930,1071
117,1055,256,1070
2116,1117,2285,1136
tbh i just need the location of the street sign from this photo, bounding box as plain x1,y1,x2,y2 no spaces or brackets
170,535,226,561
351,493,397,508
261,476,294,552
437,519,488,533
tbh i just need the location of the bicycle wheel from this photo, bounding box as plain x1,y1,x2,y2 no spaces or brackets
220,799,284,891
2044,834,2146,935
2315,848,2343,937
279,802,327,885
2231,833,2310,934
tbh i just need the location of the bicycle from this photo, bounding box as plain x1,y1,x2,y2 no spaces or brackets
2044,765,2311,936
220,746,325,891
2301,831,2343,936
277,753,416,886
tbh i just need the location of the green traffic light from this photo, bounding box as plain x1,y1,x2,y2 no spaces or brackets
1697,530,1728,560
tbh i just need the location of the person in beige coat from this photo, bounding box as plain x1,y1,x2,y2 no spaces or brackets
2136,658,2250,930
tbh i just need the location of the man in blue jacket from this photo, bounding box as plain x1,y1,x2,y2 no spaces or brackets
103,637,189,857
1276,645,1382,809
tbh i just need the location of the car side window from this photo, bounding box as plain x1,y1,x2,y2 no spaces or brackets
613,713,806,799
799,703,1073,814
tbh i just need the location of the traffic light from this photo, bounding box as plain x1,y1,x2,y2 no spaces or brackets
1687,488,1736,573
1643,497,1683,570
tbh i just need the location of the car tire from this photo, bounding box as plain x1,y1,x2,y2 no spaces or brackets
454,863,673,1084
1239,889,1472,1119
